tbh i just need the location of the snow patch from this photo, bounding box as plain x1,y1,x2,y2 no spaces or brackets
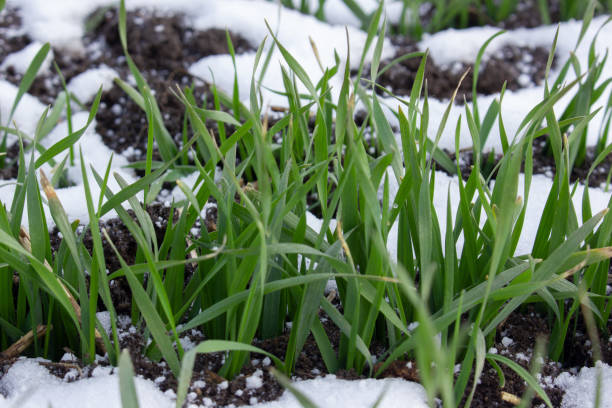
251,376,429,408
0,359,173,408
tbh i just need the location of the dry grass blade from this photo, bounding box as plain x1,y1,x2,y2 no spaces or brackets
0,324,50,359
501,391,521,405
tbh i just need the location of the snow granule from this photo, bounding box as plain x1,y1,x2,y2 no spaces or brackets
96,311,112,335
246,370,264,389
64,369,79,381
61,352,78,362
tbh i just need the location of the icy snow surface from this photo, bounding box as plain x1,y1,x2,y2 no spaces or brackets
0,359,173,408
1,0,612,406
67,65,119,103
250,376,429,408
555,362,612,408
0,41,53,75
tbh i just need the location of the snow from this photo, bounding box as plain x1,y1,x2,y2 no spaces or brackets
555,362,612,408
1,0,612,406
96,311,112,335
0,80,48,144
0,359,174,408
0,361,432,408
0,41,53,75
245,370,264,389
0,110,139,228
67,65,118,103
251,376,429,408
188,0,394,106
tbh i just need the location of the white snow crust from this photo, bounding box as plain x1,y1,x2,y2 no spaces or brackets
0,359,174,408
251,376,429,408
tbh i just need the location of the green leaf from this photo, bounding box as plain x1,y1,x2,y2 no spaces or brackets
102,229,181,376
35,88,102,168
119,349,140,408
372,95,402,179
487,354,553,408
3,43,50,142
472,30,506,125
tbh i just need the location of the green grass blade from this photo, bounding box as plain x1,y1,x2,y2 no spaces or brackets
102,229,180,376
487,353,553,408
119,349,140,408
175,340,286,408
3,43,50,144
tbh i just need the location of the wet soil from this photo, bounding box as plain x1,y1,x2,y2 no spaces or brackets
0,7,30,65
47,202,217,315
469,309,565,407
377,41,552,103
443,136,612,188
0,143,21,180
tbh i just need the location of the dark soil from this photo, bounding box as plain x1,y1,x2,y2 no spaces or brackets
0,143,21,180
495,0,562,30
0,7,31,180
377,41,552,103
444,136,612,188
48,202,217,315
468,309,565,407
0,7,30,65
